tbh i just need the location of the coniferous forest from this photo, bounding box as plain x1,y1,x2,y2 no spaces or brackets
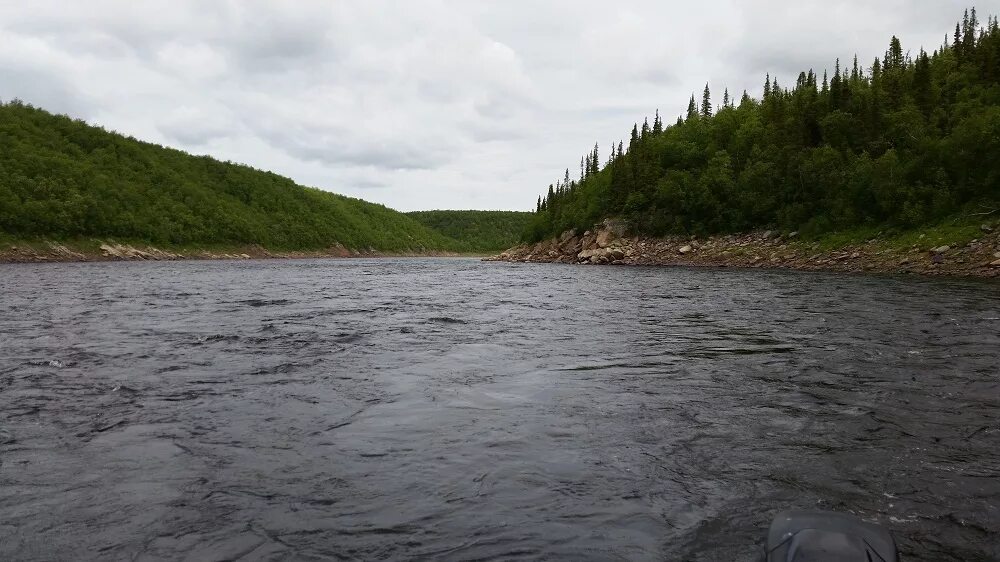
524,10,1000,242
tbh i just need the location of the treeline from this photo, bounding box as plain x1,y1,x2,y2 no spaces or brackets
407,210,532,252
526,9,1000,242
0,102,466,252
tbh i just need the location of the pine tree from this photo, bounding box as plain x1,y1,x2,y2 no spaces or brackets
652,109,663,134
641,117,650,137
686,96,698,121
591,143,599,175
723,88,731,107
763,73,771,98
701,83,713,118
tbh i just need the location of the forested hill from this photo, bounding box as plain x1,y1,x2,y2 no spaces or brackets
525,9,1000,242
0,102,467,252
406,210,532,252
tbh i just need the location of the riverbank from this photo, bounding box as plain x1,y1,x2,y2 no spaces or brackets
486,220,1000,278
0,238,481,264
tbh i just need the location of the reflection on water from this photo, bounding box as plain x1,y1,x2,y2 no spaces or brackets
1,259,998,561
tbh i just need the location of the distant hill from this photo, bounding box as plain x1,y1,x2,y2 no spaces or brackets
406,210,533,252
0,101,466,253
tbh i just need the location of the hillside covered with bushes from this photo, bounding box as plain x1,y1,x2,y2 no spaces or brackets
407,210,532,253
0,102,466,253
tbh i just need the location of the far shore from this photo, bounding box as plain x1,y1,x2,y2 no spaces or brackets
0,240,489,264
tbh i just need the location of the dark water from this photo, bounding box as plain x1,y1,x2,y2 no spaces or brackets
1,259,998,561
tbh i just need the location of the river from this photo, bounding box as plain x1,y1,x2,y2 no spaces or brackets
1,258,997,561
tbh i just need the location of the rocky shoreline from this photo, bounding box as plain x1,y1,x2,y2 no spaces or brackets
485,221,1000,278
0,241,472,264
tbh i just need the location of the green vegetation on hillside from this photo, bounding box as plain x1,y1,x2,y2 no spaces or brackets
0,102,463,252
407,210,532,252
526,9,1000,242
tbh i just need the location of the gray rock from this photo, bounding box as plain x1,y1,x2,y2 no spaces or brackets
678,245,693,254
596,229,616,248
982,224,994,233
931,245,950,254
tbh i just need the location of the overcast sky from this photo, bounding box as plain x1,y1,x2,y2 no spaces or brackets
1,0,986,211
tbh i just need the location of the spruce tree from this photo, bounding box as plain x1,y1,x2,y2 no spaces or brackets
653,109,663,134
686,96,698,121
701,83,713,118
967,7,979,50
886,36,904,70
955,22,964,58
913,49,932,115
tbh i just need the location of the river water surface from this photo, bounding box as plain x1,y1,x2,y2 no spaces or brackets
1,258,998,561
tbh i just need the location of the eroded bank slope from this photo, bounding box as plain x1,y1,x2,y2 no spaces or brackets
486,221,1000,278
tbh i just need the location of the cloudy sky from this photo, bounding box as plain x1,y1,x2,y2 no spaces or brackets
0,0,982,211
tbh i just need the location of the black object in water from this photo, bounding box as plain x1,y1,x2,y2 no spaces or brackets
765,510,898,562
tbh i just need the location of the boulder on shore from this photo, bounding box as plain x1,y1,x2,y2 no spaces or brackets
596,229,616,248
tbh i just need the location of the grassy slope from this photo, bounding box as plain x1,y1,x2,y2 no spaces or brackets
0,102,463,253
406,210,533,252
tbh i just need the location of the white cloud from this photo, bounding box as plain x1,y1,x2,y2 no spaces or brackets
0,0,986,211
